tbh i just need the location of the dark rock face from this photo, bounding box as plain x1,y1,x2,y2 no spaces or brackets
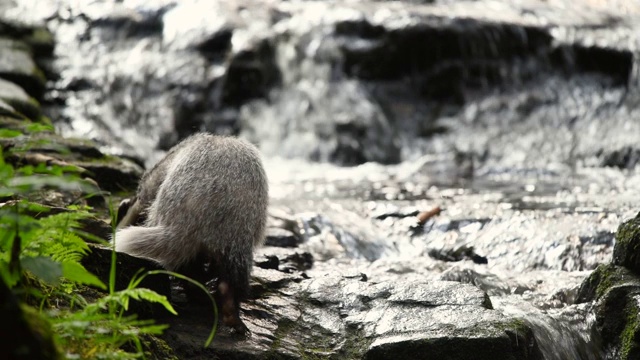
339,20,553,85
551,45,633,87
599,146,640,170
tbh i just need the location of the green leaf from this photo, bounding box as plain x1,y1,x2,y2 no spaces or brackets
91,288,177,315
21,256,63,285
8,175,95,194
20,201,51,214
0,259,20,288
0,163,15,184
0,226,16,252
62,262,106,290
0,129,22,138
25,123,54,133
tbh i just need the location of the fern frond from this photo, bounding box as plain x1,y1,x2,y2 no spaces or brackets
25,212,91,262
85,288,176,316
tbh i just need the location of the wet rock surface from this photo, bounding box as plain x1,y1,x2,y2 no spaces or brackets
160,260,541,359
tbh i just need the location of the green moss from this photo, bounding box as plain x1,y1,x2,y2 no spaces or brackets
141,335,179,360
338,326,370,360
576,263,639,303
29,27,53,42
610,213,640,280
32,65,47,87
298,327,336,360
82,154,122,164
4,96,42,121
620,302,640,359
24,28,54,56
37,115,52,126
495,318,527,332
616,214,640,248
592,264,617,300
265,318,296,359
20,304,62,360
597,269,617,299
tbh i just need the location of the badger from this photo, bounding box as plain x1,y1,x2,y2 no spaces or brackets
114,133,269,333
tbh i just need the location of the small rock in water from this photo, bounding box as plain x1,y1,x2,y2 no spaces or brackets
255,254,279,270
428,245,488,265
264,228,300,248
439,266,510,296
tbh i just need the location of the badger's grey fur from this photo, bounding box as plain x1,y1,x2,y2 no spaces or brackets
116,136,201,229
113,133,268,332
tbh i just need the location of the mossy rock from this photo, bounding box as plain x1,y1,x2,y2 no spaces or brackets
0,97,27,122
575,263,640,359
0,40,46,100
0,18,54,57
365,319,541,360
0,129,143,193
0,77,42,121
576,263,640,303
593,282,640,359
613,212,640,274
9,133,144,192
22,27,55,58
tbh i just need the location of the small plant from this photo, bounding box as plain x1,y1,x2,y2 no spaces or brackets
0,130,180,359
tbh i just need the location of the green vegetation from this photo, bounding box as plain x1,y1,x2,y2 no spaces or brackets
613,213,640,272
619,302,640,359
0,128,178,359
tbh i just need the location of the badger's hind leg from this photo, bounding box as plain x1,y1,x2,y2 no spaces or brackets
210,252,251,335
217,280,248,335
174,253,249,335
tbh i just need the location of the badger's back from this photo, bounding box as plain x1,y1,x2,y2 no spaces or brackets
116,138,196,229
148,134,268,269
115,134,268,275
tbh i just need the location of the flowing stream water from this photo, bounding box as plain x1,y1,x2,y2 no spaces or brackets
6,0,640,358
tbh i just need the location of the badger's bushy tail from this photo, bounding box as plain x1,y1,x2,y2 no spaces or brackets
113,226,182,269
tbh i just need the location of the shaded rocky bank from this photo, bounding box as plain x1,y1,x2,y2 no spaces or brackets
3,0,640,359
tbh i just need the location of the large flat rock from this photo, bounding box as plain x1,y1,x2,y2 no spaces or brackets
156,267,540,359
